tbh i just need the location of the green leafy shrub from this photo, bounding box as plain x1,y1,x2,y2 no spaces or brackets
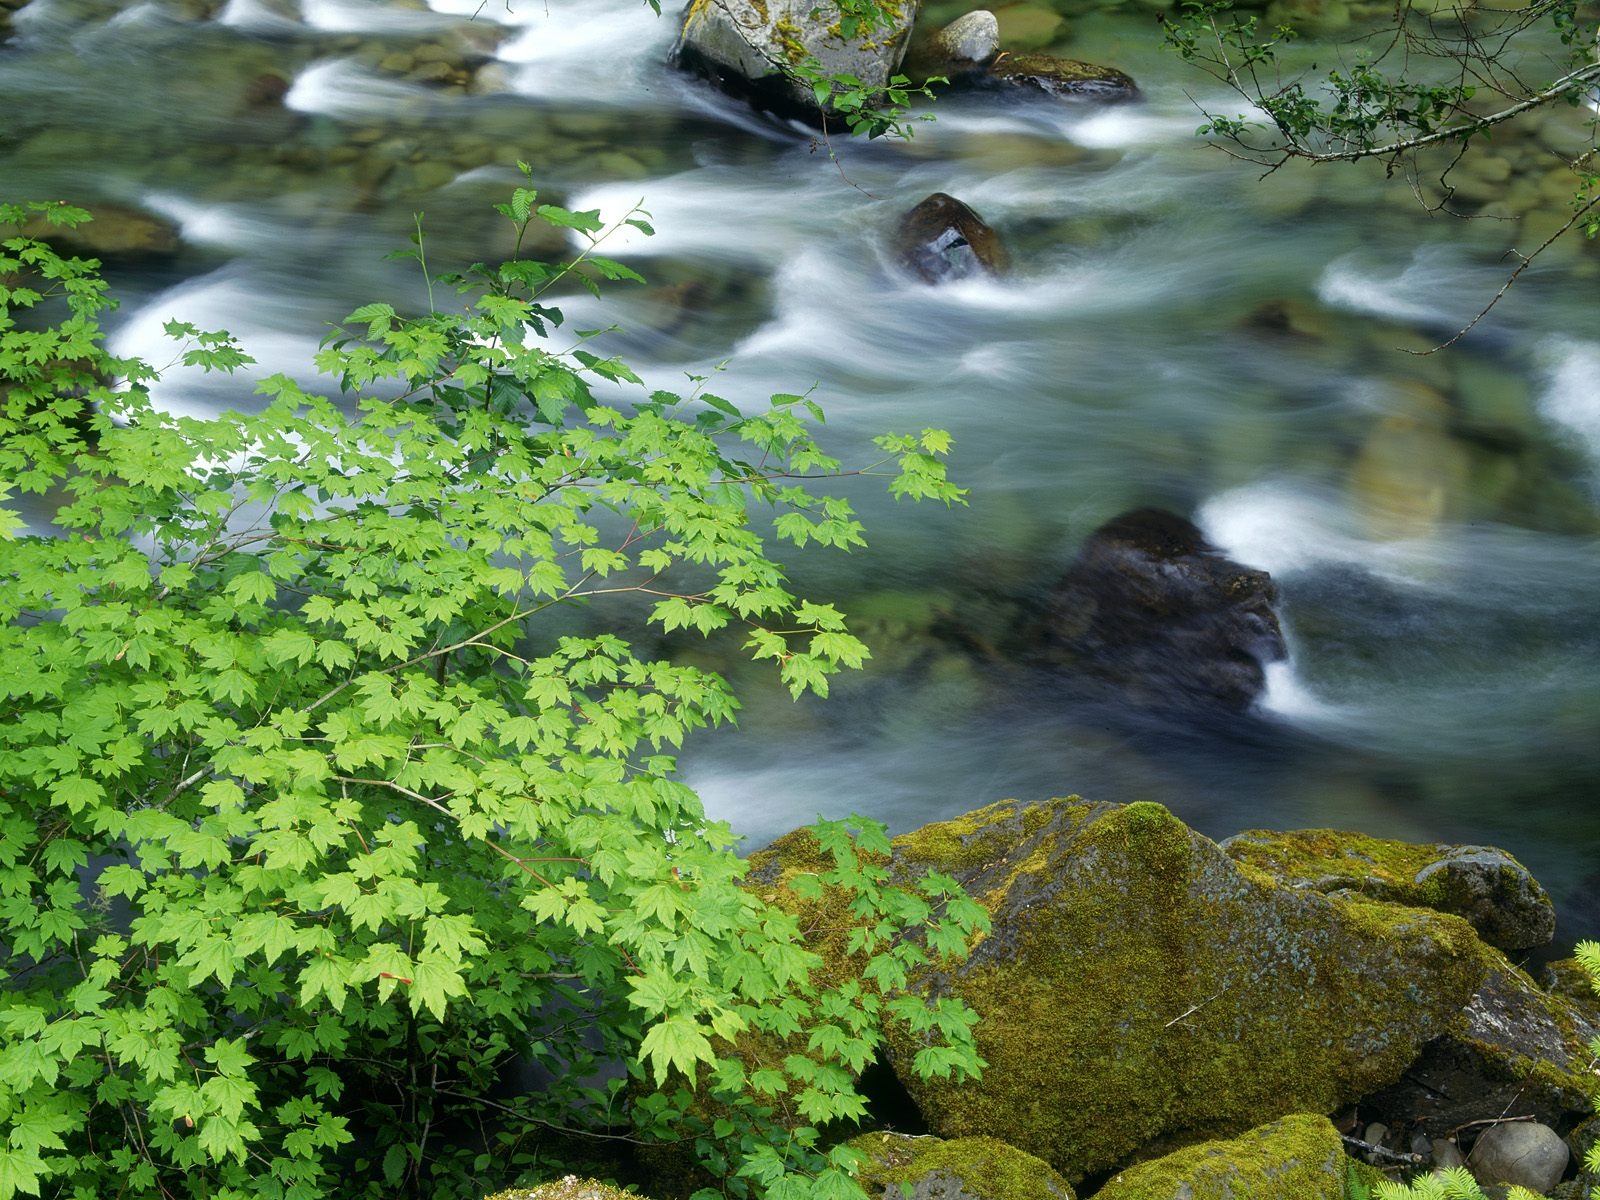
0,188,984,1200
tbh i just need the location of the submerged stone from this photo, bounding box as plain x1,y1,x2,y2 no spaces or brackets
1222,829,1556,951
866,798,1488,1181
1092,1113,1347,1200
1018,508,1286,711
847,1131,1076,1200
893,192,1008,284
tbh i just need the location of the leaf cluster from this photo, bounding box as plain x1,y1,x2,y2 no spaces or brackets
0,184,973,1200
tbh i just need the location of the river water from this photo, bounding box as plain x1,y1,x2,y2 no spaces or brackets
3,0,1597,943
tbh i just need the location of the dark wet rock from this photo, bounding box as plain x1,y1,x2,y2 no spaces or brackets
1020,508,1286,711
241,71,291,110
1093,1114,1347,1200
1468,1121,1569,1194
893,192,1008,284
1222,830,1556,951
756,798,1490,1182
847,1131,1075,1200
673,0,919,124
986,51,1137,101
1362,954,1600,1136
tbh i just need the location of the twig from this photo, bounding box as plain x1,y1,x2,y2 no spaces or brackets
1164,990,1223,1028
1341,1134,1423,1164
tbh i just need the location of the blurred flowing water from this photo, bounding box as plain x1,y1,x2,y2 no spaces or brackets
3,0,1597,942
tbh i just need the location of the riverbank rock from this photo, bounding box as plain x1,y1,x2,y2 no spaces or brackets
1018,508,1287,711
1468,1121,1570,1194
893,192,1008,283
986,51,1137,101
905,9,1000,80
1361,952,1600,1136
672,0,920,123
1221,830,1556,951
486,1181,648,1200
847,1131,1076,1200
21,203,182,261
1092,1113,1348,1200
848,798,1489,1182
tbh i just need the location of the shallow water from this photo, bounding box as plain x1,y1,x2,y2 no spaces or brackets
3,0,1597,943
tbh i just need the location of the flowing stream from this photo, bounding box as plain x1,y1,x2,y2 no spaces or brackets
3,0,1598,943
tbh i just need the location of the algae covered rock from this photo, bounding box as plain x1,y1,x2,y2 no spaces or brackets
1092,1113,1347,1200
1362,952,1600,1134
873,798,1488,1181
848,1131,1075,1200
1222,829,1556,951
672,0,920,123
986,52,1137,101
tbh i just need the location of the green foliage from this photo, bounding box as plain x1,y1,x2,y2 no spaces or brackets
0,183,979,1200
1162,0,1599,238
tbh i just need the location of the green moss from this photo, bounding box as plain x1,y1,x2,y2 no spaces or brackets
772,16,807,64
848,1132,1074,1200
879,800,1489,1183
1092,1114,1346,1200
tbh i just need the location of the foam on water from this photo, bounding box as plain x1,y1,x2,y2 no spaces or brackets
217,0,301,31
285,57,432,117
302,0,455,33
1537,336,1600,474
109,267,325,420
497,0,674,102
1317,246,1482,327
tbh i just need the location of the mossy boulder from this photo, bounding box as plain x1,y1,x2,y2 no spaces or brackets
867,798,1488,1181
985,52,1137,101
1221,829,1556,951
1091,1113,1347,1200
847,1131,1075,1200
673,0,920,124
1362,952,1600,1135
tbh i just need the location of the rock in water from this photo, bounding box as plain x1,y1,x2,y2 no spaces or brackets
752,798,1490,1182
987,51,1138,101
1468,1121,1570,1194
1022,508,1286,711
932,10,1000,73
894,192,1008,284
672,0,920,124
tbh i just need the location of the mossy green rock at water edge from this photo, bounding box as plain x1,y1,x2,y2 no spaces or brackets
847,1132,1075,1200
1090,1114,1346,1200
1221,829,1556,951
873,799,1489,1181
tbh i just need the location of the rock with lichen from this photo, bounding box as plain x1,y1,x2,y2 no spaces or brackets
1091,1113,1348,1200
1361,952,1600,1135
672,0,920,124
847,1131,1075,1200
485,1178,645,1200
985,51,1137,101
834,798,1490,1182
1222,829,1556,951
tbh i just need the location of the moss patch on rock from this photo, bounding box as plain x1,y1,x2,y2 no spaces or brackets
1222,828,1555,951
868,799,1488,1182
486,1179,645,1200
1091,1113,1347,1200
848,1131,1075,1200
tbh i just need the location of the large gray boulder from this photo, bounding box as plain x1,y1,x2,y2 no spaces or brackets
1468,1121,1570,1194
672,0,920,123
757,798,1492,1183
